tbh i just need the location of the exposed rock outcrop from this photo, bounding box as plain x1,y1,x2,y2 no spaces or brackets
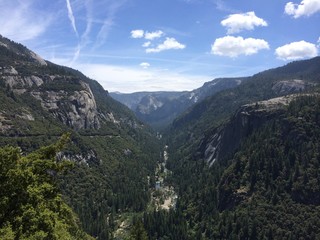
199,95,303,166
57,150,99,166
29,51,47,66
0,62,101,130
31,82,100,130
272,79,312,95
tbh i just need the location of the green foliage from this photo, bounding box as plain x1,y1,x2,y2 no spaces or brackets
142,208,188,240
129,221,148,240
0,135,93,240
166,95,320,239
58,129,160,239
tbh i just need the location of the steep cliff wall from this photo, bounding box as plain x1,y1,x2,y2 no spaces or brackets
198,95,302,166
0,64,101,130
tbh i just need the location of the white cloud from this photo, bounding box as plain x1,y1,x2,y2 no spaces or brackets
146,38,186,53
140,62,150,69
0,1,52,42
142,41,151,47
211,36,269,57
145,30,164,40
131,29,144,38
275,41,318,60
221,11,268,34
285,0,320,18
74,63,209,93
66,0,78,36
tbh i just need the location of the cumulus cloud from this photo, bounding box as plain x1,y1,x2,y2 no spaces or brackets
130,29,186,53
211,36,270,57
140,62,151,69
145,30,164,40
146,37,186,53
285,0,320,18
131,29,144,38
131,29,164,40
221,11,268,34
275,41,318,60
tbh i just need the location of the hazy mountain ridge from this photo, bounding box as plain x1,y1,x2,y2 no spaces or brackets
111,77,244,128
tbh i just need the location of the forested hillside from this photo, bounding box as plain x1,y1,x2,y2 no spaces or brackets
169,57,320,169
0,35,160,239
161,94,320,239
0,135,93,239
160,57,320,239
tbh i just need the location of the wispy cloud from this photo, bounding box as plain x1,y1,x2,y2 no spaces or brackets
140,62,151,69
95,17,114,48
74,63,210,93
142,41,152,47
215,0,237,13
0,0,52,42
95,0,127,48
70,44,81,65
66,0,78,36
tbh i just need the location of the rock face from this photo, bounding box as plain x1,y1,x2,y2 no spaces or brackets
0,35,140,132
198,95,300,166
2,71,44,89
1,63,100,130
31,82,100,130
272,79,311,94
137,95,164,114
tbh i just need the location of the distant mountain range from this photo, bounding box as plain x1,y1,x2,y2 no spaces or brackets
110,77,246,129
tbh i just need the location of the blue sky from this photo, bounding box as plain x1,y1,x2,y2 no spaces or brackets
0,0,319,93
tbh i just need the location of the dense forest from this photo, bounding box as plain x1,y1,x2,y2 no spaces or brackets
155,95,320,239
0,134,93,239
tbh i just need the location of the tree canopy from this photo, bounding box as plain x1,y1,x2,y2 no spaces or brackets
0,134,93,240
